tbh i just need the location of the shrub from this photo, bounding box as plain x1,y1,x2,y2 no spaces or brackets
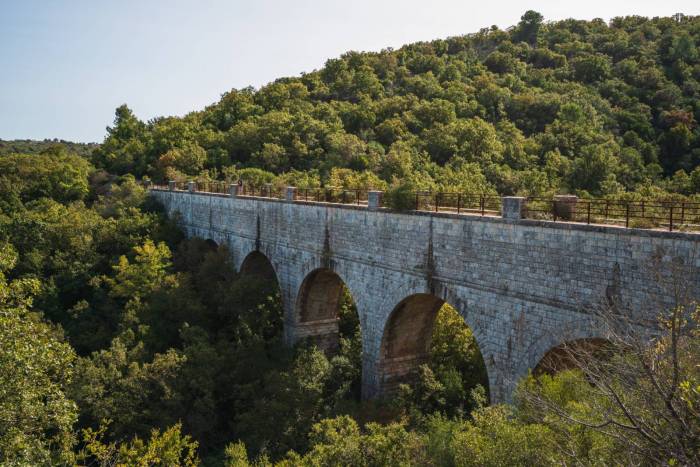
383,181,418,211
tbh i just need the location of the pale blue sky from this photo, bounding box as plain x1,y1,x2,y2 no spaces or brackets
1,0,699,142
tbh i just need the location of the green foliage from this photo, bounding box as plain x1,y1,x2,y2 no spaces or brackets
393,304,489,420
515,296,700,465
449,405,556,466
0,139,98,158
0,243,78,465
279,416,424,466
0,147,92,206
327,167,388,190
0,165,178,353
516,370,618,464
383,179,420,211
93,104,149,176
78,422,199,466
87,13,700,197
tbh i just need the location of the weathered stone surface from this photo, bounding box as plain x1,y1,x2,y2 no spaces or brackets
368,191,382,211
150,189,700,402
502,196,525,220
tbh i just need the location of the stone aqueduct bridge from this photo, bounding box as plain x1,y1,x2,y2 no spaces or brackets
150,187,700,402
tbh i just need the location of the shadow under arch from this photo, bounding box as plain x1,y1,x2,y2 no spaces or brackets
239,250,279,285
204,238,219,250
295,268,360,354
533,337,610,376
379,293,489,398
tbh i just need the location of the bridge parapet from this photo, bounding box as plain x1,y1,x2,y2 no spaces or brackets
150,181,700,234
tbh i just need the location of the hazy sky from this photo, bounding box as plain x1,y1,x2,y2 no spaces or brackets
1,1,699,142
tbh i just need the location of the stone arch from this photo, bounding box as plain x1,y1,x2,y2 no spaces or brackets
378,292,489,396
533,337,610,376
295,268,359,353
523,317,604,373
204,238,219,250
239,251,279,284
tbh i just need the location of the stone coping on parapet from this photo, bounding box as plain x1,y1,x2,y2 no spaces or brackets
150,187,700,242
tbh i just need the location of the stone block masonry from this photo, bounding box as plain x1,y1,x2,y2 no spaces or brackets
150,188,700,402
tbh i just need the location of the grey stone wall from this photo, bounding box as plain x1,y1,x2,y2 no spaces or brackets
150,189,700,402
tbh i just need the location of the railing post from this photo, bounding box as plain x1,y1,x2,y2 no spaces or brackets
586,201,591,224
480,195,485,216
229,184,239,198
187,181,196,193
457,194,461,214
625,202,630,228
435,193,440,212
264,183,273,198
168,180,176,191
502,196,525,220
681,202,685,225
669,206,674,232
285,186,297,202
368,191,382,211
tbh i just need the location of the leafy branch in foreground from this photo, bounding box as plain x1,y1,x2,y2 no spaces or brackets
517,257,699,465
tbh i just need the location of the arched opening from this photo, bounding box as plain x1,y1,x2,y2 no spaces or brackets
295,268,360,355
379,294,489,407
534,338,610,376
204,238,219,250
240,251,278,284
235,251,283,344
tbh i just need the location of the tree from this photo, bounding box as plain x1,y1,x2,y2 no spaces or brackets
78,422,199,466
571,54,612,83
0,243,78,465
279,416,424,466
517,258,700,465
457,406,556,466
93,105,148,175
0,150,92,205
513,10,544,45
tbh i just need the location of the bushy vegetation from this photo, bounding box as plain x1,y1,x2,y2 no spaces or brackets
0,138,98,158
1,10,699,466
91,12,700,201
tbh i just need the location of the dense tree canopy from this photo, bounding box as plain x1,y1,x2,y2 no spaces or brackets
92,12,700,199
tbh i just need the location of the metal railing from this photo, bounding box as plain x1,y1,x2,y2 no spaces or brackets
414,192,501,216
295,188,368,205
148,181,700,233
525,197,700,232
238,184,284,199
198,181,229,194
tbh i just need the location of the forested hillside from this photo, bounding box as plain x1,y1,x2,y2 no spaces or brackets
1,11,699,466
0,138,98,159
93,12,700,198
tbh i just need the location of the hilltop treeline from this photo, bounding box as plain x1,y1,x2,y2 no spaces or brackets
94,12,700,198
0,138,98,159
